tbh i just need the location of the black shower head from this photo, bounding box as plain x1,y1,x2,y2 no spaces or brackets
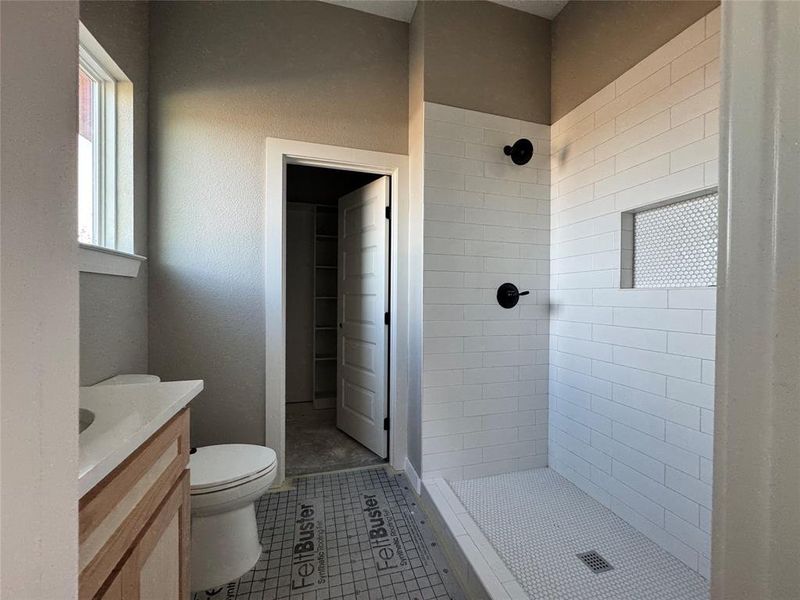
503,138,534,166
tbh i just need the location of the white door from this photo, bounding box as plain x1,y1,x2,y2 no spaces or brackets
336,176,389,457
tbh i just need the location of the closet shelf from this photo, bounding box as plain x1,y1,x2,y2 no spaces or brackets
313,204,337,410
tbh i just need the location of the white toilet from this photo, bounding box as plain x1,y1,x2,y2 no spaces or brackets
94,374,278,592
189,444,277,592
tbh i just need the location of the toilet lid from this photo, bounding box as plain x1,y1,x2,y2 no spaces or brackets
190,444,277,492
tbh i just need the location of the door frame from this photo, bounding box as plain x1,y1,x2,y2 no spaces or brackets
265,138,409,485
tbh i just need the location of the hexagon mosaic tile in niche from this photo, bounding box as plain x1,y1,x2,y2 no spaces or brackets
633,191,718,288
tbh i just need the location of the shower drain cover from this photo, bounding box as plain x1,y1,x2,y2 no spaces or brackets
576,550,614,573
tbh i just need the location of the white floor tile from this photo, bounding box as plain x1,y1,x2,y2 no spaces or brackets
450,468,708,600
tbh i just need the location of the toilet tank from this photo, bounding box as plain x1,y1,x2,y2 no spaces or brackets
93,374,161,386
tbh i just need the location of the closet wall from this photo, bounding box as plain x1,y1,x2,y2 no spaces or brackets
286,205,315,404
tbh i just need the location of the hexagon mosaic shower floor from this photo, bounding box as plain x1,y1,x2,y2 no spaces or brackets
450,469,709,600
192,467,465,600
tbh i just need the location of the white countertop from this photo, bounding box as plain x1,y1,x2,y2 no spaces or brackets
79,380,203,498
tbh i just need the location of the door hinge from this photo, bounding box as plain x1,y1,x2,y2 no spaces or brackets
385,205,391,220
384,312,390,325
384,417,390,431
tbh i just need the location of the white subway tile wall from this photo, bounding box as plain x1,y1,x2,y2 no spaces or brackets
549,7,720,578
422,102,551,483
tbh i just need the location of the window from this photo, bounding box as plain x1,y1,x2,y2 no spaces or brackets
77,24,144,277
622,189,719,288
78,39,116,247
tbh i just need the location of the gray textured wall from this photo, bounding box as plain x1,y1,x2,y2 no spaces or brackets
1,2,80,594
551,0,719,121
79,1,149,385
423,0,551,124
148,0,409,446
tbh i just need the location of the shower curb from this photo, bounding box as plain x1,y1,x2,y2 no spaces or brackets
421,478,529,600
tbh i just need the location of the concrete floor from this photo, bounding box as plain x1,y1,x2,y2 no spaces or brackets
285,401,386,477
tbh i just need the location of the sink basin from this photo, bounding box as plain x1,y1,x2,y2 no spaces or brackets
79,408,95,434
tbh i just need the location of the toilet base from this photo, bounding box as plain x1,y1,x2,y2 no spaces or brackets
190,502,262,592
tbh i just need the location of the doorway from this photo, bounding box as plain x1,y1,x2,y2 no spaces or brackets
265,137,411,486
284,165,389,476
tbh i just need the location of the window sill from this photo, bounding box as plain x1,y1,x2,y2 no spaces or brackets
79,243,146,278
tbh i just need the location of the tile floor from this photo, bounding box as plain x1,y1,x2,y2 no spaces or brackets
286,402,386,477
450,468,709,600
192,467,465,600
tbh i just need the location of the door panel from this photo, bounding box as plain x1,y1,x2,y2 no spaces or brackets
342,381,375,418
343,339,375,372
337,176,389,457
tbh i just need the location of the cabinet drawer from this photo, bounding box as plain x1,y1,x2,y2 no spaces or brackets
79,409,190,600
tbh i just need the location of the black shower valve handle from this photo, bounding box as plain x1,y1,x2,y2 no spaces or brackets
496,282,529,309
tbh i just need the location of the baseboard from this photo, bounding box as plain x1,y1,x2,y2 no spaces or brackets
404,457,421,494
312,397,336,410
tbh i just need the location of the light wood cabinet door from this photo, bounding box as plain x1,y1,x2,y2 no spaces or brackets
96,556,137,600
97,471,190,600
97,570,123,600
81,410,191,600
133,471,190,599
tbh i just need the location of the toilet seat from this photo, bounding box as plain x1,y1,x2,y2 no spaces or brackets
189,444,278,519
191,462,276,495
190,444,277,493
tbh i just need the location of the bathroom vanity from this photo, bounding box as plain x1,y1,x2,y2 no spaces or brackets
78,380,203,600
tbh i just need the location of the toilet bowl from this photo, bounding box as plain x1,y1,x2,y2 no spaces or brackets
189,444,277,592
92,375,278,592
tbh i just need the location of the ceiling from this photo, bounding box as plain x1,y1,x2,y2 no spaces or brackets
317,0,569,23
488,0,568,20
